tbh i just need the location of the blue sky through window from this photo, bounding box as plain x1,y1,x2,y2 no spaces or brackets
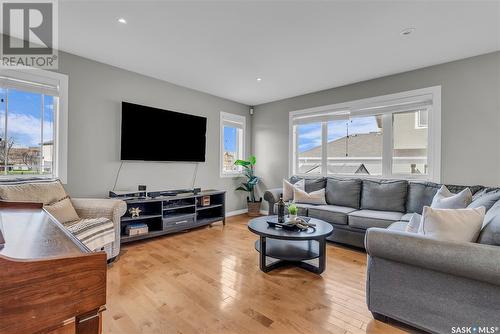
0,89,54,148
224,126,237,152
298,116,380,152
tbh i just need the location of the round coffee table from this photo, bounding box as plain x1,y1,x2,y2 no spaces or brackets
248,216,333,274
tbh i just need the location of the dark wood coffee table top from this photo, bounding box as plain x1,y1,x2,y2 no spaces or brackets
248,215,333,241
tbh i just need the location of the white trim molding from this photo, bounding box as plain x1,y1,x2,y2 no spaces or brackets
0,67,68,183
288,86,441,182
220,111,246,178
226,208,248,217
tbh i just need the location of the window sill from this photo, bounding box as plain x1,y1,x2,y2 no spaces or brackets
220,172,244,179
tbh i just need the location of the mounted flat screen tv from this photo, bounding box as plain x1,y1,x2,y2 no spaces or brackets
120,102,207,162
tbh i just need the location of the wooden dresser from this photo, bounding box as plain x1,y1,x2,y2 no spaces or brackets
0,202,107,334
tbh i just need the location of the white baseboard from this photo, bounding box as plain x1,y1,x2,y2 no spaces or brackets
226,208,248,217
260,209,268,215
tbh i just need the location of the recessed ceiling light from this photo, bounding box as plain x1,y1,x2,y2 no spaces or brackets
400,27,415,36
256,77,262,82
117,18,127,24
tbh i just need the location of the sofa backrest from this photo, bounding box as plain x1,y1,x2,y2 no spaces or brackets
289,176,486,214
360,179,408,212
325,177,362,209
0,179,68,205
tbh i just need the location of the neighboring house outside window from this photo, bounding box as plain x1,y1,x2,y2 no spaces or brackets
289,86,441,182
220,112,246,177
0,69,68,182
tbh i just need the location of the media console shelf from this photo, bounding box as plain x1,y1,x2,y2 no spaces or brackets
114,190,226,244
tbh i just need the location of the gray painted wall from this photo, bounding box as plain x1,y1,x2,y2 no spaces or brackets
252,51,500,200
58,51,251,212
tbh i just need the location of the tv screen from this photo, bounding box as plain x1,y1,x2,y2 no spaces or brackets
120,102,207,162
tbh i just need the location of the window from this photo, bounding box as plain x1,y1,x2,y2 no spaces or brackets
220,112,245,177
415,109,428,129
289,86,441,181
0,69,68,181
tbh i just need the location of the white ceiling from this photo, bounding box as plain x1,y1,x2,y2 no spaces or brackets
59,1,500,106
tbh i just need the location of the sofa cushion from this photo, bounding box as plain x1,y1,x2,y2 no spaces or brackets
0,179,67,205
44,197,80,224
360,179,408,212
325,177,362,209
400,213,414,222
308,205,357,225
387,221,408,232
290,176,326,193
477,199,500,246
406,181,440,214
64,217,115,251
293,188,327,205
431,185,472,209
282,178,304,202
348,209,404,229
419,206,485,242
468,189,500,212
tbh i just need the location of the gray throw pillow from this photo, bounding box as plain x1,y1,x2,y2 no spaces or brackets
360,179,408,212
478,200,500,246
468,189,500,212
289,177,326,193
406,182,440,214
325,177,361,208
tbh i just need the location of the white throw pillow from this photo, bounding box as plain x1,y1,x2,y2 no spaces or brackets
418,206,485,242
431,185,472,209
283,179,305,202
405,213,422,233
293,187,327,205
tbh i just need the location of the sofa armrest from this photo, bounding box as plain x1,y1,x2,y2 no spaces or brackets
71,198,127,225
263,187,282,215
365,228,500,286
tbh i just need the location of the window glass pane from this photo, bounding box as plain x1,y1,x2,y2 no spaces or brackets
393,111,428,175
223,126,239,172
344,115,383,176
43,95,54,175
296,123,322,174
7,89,42,175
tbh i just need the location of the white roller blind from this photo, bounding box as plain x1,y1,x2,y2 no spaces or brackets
0,70,60,96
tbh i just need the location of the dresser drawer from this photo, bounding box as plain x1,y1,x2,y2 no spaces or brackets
162,214,195,231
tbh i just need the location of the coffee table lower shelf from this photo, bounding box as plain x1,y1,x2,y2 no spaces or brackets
254,237,326,274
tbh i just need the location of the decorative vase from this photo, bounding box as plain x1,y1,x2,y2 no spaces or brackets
289,214,297,222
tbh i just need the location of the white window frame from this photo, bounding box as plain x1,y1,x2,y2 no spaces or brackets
0,67,68,183
220,111,246,178
415,109,429,129
289,86,441,182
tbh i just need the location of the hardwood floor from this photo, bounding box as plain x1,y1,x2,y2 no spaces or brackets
104,215,409,334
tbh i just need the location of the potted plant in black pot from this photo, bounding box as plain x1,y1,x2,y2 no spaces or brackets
234,155,262,216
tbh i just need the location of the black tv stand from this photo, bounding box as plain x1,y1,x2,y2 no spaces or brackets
112,189,226,244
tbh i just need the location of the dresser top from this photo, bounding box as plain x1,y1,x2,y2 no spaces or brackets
0,208,88,260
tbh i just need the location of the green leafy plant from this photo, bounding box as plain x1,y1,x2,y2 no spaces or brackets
234,155,260,202
288,203,298,215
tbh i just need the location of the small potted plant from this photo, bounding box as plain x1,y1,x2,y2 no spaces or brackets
235,155,262,216
288,203,298,222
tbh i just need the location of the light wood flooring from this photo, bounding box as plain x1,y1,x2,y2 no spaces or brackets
104,215,410,334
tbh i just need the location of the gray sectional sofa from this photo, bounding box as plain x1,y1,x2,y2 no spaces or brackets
264,176,500,333
264,176,483,248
